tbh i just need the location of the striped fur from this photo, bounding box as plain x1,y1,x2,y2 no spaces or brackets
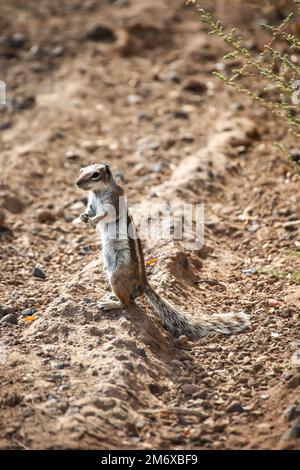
76,164,251,340
144,284,250,339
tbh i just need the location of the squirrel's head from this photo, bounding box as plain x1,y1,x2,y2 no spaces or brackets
76,163,112,192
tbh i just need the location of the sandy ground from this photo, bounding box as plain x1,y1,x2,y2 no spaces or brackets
0,0,300,450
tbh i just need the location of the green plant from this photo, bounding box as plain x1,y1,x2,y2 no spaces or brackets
187,0,300,172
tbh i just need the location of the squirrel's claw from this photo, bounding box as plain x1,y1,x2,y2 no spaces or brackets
80,212,90,223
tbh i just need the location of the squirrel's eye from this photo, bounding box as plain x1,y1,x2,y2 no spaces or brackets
91,171,100,179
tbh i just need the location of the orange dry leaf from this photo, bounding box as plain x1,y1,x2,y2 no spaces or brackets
24,315,36,322
145,258,158,266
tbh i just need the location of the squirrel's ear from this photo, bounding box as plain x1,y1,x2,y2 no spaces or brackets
104,164,111,177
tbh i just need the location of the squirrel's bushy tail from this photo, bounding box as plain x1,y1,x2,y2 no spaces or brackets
144,284,250,340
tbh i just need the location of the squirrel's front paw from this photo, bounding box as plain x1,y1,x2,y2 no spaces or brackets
80,212,90,223
88,215,104,228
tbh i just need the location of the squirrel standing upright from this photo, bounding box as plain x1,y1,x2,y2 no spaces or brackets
75,163,250,340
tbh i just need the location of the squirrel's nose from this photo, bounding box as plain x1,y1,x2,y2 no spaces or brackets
76,178,83,187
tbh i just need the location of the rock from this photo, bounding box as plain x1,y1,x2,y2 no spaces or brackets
170,359,183,368
290,149,300,163
256,423,270,434
132,163,147,176
65,148,81,162
206,343,219,352
287,375,300,389
227,352,235,361
150,189,158,198
148,383,164,396
183,79,207,94
124,361,134,372
33,267,46,279
36,209,56,224
50,45,64,57
226,402,244,413
172,110,189,120
1,392,22,406
284,405,300,422
22,407,34,419
173,335,190,346
51,363,66,370
181,134,194,143
85,24,116,42
0,210,6,227
80,140,100,152
283,418,300,440
12,95,35,112
137,348,147,359
4,195,25,214
151,162,165,173
7,33,26,49
0,33,26,49
268,298,280,308
247,221,259,233
137,111,150,121
0,313,18,325
247,377,256,387
79,245,93,255
181,383,201,395
126,94,142,105
89,326,102,337
242,268,257,276
163,71,181,83
0,304,14,318
58,384,70,392
21,307,36,317
115,353,130,361
74,396,117,411
282,371,294,381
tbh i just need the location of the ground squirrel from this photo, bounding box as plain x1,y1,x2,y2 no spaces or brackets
75,163,250,340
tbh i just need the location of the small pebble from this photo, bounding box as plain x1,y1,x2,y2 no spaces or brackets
247,221,259,233
4,195,25,214
65,149,81,161
283,418,300,440
268,299,280,308
36,209,56,224
181,383,201,395
0,210,6,227
58,384,70,392
0,304,14,318
173,110,189,120
242,268,257,276
151,162,165,173
226,402,244,413
33,267,46,279
181,135,194,145
287,374,300,389
51,363,66,370
183,79,207,94
0,313,18,325
85,24,116,42
284,404,300,422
